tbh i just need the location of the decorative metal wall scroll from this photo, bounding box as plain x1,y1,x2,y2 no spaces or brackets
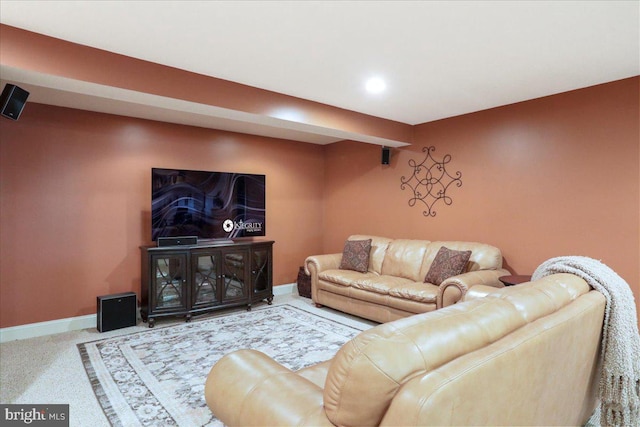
400,146,462,217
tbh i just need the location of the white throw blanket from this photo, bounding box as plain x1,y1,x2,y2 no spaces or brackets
532,256,640,427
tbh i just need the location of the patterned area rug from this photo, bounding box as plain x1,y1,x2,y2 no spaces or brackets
78,304,366,426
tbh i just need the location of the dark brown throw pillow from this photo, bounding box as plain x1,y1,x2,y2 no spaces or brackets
424,246,472,285
339,239,372,273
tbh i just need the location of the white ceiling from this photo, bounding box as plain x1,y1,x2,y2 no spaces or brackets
0,1,638,137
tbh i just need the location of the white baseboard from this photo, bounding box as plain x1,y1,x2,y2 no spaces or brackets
0,283,298,343
0,314,97,343
274,282,296,296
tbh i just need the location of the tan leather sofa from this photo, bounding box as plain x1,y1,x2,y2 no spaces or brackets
304,235,510,323
204,273,605,426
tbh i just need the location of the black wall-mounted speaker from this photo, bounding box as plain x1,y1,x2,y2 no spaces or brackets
0,84,29,121
157,236,198,247
97,292,137,332
381,146,390,165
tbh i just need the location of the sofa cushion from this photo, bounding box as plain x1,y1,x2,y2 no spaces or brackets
319,269,378,287
322,297,529,427
386,295,438,315
381,239,430,281
351,275,415,295
424,246,472,285
388,282,438,303
339,239,372,272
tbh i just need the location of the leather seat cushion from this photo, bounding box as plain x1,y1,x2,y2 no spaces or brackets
386,296,437,314
319,269,379,287
318,271,436,301
388,282,438,303
352,275,414,295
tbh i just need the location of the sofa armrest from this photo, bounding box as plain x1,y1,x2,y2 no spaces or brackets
305,253,342,301
205,349,333,427
463,284,506,302
436,269,510,308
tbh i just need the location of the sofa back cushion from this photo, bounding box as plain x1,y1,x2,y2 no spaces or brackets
323,297,523,426
419,241,503,280
380,239,431,281
348,235,392,275
322,274,592,427
381,275,604,426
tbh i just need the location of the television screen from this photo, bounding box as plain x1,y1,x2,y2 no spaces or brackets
151,168,265,241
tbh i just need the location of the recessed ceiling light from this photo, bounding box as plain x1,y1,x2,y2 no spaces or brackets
365,77,386,94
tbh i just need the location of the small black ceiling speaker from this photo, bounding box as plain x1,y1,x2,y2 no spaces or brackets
0,84,30,120
381,146,390,165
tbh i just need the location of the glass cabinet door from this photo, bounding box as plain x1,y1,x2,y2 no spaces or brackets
251,247,270,294
221,249,248,302
192,252,220,308
151,254,188,311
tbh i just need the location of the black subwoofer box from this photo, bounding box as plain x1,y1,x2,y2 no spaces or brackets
97,292,137,332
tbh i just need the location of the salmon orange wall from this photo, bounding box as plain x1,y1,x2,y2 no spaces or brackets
2,79,638,329
0,104,325,328
323,78,639,323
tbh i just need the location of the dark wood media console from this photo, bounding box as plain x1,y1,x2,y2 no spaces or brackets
140,240,274,327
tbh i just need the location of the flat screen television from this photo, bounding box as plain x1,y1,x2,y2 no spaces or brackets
151,168,266,242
